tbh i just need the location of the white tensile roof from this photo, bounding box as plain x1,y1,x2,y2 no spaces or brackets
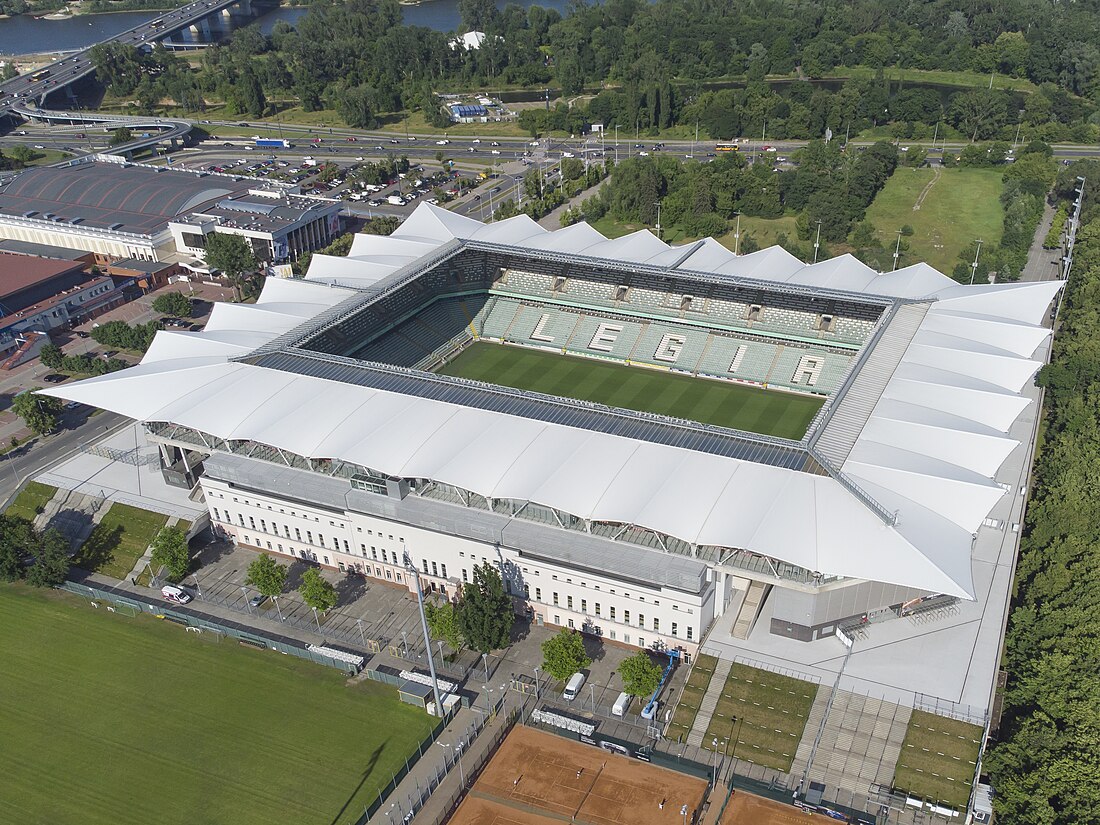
42,204,1061,600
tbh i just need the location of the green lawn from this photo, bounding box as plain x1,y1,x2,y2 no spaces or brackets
5,481,57,522
0,586,436,825
702,663,818,772
439,343,823,438
71,503,169,580
668,654,720,742
864,167,1004,273
717,215,800,251
894,710,983,809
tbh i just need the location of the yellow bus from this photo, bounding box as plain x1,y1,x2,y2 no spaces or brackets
714,142,740,152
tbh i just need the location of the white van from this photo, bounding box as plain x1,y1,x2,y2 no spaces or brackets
612,691,631,717
161,584,191,604
562,672,585,701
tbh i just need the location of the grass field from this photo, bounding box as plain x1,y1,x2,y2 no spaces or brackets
717,215,800,251
702,663,818,772
0,586,436,825
864,167,1004,273
439,343,823,438
5,481,57,522
667,653,718,741
893,710,983,809
71,503,169,580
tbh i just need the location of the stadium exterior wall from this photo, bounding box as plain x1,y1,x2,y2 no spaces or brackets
200,470,711,657
0,216,170,261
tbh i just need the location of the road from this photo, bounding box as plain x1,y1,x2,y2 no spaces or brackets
0,410,128,505
0,0,239,118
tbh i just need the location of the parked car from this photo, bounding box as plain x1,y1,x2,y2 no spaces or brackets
42,374,66,384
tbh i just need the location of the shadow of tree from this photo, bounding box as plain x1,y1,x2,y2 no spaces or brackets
334,574,368,607
71,524,122,573
581,634,606,663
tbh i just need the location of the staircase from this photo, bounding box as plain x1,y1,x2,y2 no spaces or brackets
686,657,733,747
731,581,770,639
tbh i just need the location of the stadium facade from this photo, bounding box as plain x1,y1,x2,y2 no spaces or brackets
44,204,1062,653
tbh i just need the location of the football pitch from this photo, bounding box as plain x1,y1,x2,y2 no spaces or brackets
438,342,823,439
0,587,435,825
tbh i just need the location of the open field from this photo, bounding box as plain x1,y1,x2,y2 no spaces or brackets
703,664,818,772
893,710,983,809
439,343,823,439
71,502,169,580
450,726,708,825
717,215,799,251
0,586,435,825
864,167,1004,273
4,480,57,522
668,654,718,742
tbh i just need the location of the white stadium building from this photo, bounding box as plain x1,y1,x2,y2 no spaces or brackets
43,203,1062,665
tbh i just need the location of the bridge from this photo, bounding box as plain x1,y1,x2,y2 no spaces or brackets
0,0,256,118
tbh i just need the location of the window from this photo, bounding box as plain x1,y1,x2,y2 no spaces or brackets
610,606,616,621
277,544,283,552
653,618,659,632
343,540,350,552
687,627,693,641
371,547,377,560
580,599,587,613
554,615,561,625
431,561,438,577
567,596,573,610
212,508,220,521
638,614,645,627
248,517,256,529
595,603,601,617
535,587,541,601
260,520,266,532
624,610,630,624
306,531,312,543
553,592,559,606
523,584,530,598
638,637,645,648
463,569,469,583
422,559,428,574
440,563,447,578
295,528,301,541
568,618,575,628
671,622,678,637
318,535,325,547
266,541,272,550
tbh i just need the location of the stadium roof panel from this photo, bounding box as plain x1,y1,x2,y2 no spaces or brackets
39,204,1064,600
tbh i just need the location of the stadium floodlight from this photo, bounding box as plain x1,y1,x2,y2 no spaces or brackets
403,548,443,717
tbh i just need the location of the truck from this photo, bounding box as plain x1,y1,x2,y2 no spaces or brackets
256,138,291,149
386,194,407,206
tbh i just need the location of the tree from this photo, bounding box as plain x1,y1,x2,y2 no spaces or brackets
540,628,591,681
8,144,35,164
298,567,338,612
425,600,464,652
0,514,35,582
108,127,133,147
25,529,69,588
245,553,288,598
12,390,60,436
150,526,189,582
151,292,192,318
202,233,256,301
38,343,63,370
457,562,513,654
619,650,663,697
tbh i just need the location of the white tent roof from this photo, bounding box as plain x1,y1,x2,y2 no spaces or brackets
41,205,1062,600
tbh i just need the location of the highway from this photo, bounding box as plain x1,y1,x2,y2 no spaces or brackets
0,0,239,118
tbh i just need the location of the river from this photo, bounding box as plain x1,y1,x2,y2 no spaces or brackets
0,0,572,56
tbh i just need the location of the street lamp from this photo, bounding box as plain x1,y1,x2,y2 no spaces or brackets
312,605,322,633
438,741,465,787
533,666,541,701
241,586,251,614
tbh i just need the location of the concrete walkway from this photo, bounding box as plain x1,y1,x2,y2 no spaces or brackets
35,487,110,550
687,658,733,747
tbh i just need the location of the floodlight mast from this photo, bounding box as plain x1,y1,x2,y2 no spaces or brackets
403,548,444,717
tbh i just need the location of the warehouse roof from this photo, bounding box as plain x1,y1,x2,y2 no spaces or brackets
0,252,85,301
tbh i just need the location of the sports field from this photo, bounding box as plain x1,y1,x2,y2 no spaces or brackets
0,587,436,825
449,726,707,825
438,343,823,439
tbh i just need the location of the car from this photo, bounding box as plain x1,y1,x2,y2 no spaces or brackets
491,186,501,193
490,141,500,147
491,149,501,154
74,330,89,339
42,374,66,384
471,138,481,144
346,136,357,142
161,584,192,604
436,139,450,145
64,401,81,410
389,138,399,144
248,593,267,608
638,151,649,156
473,194,481,201
33,144,44,149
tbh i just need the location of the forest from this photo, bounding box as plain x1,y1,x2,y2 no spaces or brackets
87,0,1100,141
986,159,1100,825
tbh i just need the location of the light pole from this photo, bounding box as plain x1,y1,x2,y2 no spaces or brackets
312,605,322,633
654,201,662,239
404,550,444,717
969,238,984,285
681,804,689,825
733,212,742,256
892,228,903,271
273,594,284,621
614,124,618,164
438,741,465,787
533,666,541,701
813,219,823,264
241,586,251,614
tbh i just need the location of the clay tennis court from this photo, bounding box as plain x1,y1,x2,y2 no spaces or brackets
448,726,708,825
719,790,812,825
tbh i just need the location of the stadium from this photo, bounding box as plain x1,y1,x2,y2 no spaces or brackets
44,203,1061,679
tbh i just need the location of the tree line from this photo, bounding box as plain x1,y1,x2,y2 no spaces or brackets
86,0,1100,143
986,159,1100,825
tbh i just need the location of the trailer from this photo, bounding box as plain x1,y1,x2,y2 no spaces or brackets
256,138,291,149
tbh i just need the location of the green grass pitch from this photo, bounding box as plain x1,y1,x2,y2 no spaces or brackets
438,342,823,439
0,587,436,825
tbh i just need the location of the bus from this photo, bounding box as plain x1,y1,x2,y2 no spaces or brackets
30,69,50,82
714,142,740,152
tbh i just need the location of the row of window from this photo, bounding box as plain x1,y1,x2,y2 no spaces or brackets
539,588,693,639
